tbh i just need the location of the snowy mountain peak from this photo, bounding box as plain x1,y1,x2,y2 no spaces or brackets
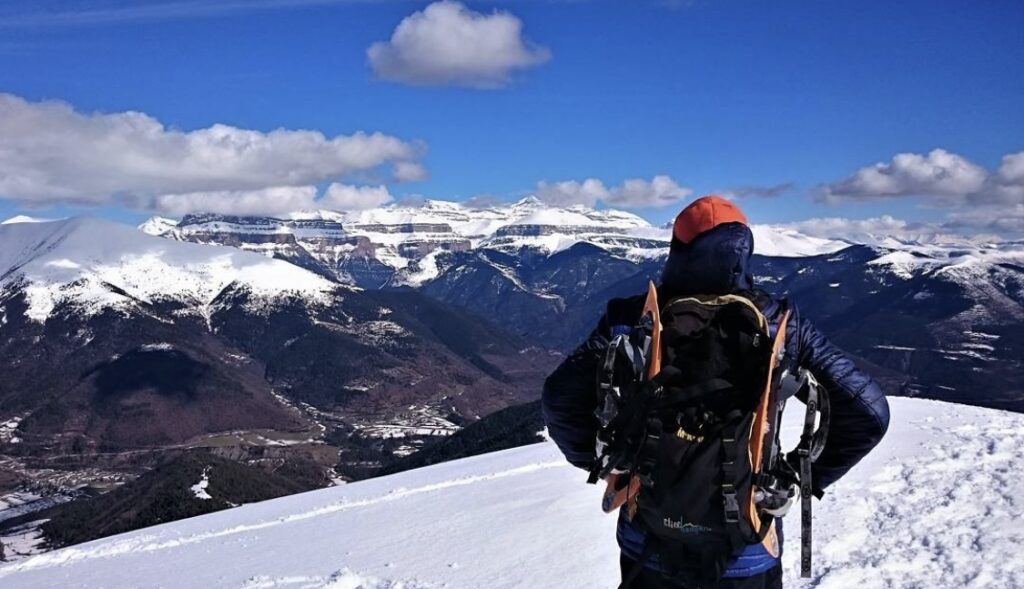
0,216,337,323
138,216,179,236
510,195,543,208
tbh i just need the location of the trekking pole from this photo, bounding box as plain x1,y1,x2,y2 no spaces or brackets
799,374,819,579
799,446,812,577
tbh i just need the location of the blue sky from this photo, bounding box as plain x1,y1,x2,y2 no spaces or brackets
0,0,1022,235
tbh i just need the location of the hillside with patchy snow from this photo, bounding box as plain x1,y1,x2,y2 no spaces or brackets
0,217,553,506
1,397,1020,589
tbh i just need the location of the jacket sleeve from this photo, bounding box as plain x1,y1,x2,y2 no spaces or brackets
789,305,890,492
542,316,610,470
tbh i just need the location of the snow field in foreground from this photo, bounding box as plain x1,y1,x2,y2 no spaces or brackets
0,397,1021,588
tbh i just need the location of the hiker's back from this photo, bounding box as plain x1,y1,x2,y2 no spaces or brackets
541,196,890,589
592,290,797,586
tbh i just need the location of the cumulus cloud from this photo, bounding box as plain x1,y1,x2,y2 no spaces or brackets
997,152,1024,184
536,175,692,208
818,148,1024,236
151,183,394,216
367,1,550,89
153,186,321,216
780,215,936,243
945,204,1024,235
820,149,989,205
0,93,424,208
537,179,615,208
320,184,394,210
778,214,1015,244
981,151,1024,205
393,160,429,182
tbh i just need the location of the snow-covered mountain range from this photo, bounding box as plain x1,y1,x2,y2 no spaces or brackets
139,197,852,287
1,397,1021,589
4,201,1023,435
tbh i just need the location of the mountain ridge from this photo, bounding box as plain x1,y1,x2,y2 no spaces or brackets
137,198,857,289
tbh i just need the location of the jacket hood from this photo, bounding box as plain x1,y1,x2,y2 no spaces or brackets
660,221,754,297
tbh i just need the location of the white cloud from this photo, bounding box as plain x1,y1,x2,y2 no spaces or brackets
536,178,611,207
0,93,423,208
152,186,320,216
320,184,394,211
151,183,394,216
820,149,988,204
818,149,1024,236
945,204,1024,235
367,1,550,89
611,176,692,208
780,214,1008,244
536,175,691,209
781,213,1021,242
393,160,429,182
781,215,933,243
997,152,1024,184
981,151,1024,205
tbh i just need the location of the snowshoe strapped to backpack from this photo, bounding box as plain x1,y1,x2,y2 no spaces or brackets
590,286,825,586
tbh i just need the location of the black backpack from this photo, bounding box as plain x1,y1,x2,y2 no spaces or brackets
590,284,828,587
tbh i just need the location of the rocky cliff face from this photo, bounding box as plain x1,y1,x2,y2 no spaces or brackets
144,197,691,287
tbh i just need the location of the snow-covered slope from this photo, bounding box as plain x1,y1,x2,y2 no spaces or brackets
0,217,336,322
863,241,1024,328
867,240,1024,280
2,397,1020,589
138,215,179,236
1,215,58,225
750,225,851,258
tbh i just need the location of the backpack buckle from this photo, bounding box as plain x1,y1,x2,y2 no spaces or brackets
723,488,741,523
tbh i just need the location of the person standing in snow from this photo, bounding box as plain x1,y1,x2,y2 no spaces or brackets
542,196,890,588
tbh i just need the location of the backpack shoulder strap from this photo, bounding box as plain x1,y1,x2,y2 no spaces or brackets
604,293,649,335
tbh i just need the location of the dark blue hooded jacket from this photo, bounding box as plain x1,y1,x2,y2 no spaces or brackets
541,222,890,577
